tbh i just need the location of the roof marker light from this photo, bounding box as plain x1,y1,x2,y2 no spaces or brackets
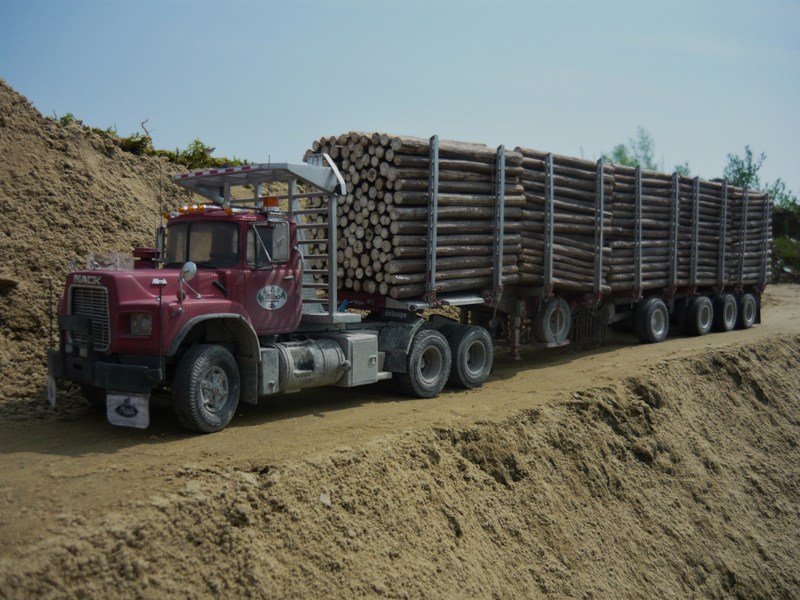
262,196,280,209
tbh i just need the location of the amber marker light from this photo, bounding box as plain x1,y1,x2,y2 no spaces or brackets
262,196,280,209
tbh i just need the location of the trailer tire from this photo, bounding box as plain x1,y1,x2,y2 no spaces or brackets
446,326,493,389
713,293,738,332
396,330,452,398
736,293,757,329
634,298,669,344
173,344,240,433
687,296,714,336
532,297,571,344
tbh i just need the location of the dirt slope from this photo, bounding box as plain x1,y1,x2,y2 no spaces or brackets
0,79,188,403
0,81,798,598
1,326,798,598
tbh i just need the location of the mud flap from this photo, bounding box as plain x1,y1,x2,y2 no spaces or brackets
107,392,150,429
47,376,57,409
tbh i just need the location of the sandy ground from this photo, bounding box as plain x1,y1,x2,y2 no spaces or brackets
0,285,798,598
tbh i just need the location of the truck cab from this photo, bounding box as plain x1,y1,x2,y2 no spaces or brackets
47,156,495,433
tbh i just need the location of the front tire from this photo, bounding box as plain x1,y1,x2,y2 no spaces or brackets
396,330,452,398
446,326,493,389
173,344,240,433
634,297,669,344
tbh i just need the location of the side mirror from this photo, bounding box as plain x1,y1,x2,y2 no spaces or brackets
177,261,200,302
180,261,197,283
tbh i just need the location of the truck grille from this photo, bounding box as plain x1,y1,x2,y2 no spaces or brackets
70,286,110,351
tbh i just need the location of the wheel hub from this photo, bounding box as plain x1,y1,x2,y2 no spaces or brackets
200,366,229,413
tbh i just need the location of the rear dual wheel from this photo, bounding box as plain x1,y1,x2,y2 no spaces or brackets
396,330,452,398
445,325,493,389
713,293,738,332
635,298,669,344
736,293,757,329
686,296,714,336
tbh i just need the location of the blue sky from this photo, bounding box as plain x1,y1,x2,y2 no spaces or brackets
2,0,798,192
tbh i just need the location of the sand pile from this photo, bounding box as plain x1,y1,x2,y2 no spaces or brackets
1,335,797,598
0,80,188,405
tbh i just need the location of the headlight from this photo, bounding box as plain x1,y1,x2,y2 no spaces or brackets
130,313,152,336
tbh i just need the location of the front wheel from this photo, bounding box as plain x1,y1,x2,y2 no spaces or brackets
396,330,452,398
173,344,240,433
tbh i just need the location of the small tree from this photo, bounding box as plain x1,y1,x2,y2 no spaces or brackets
603,127,688,174
724,145,798,210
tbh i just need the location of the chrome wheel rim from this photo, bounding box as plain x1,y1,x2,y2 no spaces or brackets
465,340,488,378
200,365,229,413
651,308,667,338
419,346,443,385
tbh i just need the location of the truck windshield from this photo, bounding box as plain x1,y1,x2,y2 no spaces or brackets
165,222,239,268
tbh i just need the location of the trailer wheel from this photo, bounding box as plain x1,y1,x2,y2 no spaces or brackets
532,297,571,344
396,330,452,398
713,293,738,332
173,344,240,433
634,298,669,344
446,326,493,389
687,296,714,336
736,293,757,329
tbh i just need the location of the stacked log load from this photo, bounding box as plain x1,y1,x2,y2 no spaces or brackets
303,132,771,300
727,187,772,284
515,148,612,292
607,166,675,290
303,132,523,299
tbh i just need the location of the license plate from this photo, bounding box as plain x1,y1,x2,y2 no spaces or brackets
106,392,150,429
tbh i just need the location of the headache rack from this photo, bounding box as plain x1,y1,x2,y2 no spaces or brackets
173,155,359,325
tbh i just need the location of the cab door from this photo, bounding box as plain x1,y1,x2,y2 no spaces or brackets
244,221,302,335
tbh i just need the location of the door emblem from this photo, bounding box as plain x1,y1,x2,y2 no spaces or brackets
256,285,288,310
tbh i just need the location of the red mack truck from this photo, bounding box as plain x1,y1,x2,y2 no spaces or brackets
47,147,769,432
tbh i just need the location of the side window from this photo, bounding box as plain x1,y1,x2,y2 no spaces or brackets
272,222,290,263
248,224,290,268
247,223,289,269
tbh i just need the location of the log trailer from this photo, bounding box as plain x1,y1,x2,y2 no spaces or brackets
47,144,770,432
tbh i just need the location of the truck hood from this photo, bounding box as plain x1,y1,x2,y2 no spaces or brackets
65,267,232,300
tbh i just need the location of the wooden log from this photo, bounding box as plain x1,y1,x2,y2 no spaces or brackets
393,178,524,195
392,233,522,247
393,243,522,258
388,205,523,221
388,265,518,285
386,253,517,274
389,220,523,235
391,192,526,207
389,273,519,299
